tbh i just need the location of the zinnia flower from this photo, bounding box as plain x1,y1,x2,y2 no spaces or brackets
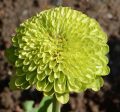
7,7,110,104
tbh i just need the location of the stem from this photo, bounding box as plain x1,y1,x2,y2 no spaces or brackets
52,95,61,112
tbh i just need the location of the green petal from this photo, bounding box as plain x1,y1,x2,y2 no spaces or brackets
9,75,19,90
40,64,47,70
58,63,64,71
26,71,36,81
36,78,47,91
29,77,37,85
28,62,36,71
37,66,43,74
67,80,78,92
54,79,66,93
54,71,60,78
89,77,104,91
37,72,46,81
44,82,53,92
16,68,25,76
42,53,50,63
23,58,30,65
48,72,54,82
15,75,26,86
44,89,54,96
45,67,52,75
21,82,30,89
15,59,23,67
59,72,65,83
22,65,29,72
102,66,110,76
49,60,56,69
55,93,69,104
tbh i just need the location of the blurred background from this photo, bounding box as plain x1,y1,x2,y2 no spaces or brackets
0,0,120,112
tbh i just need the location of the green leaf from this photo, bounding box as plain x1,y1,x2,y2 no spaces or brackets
5,46,17,64
23,101,38,112
46,103,53,112
38,96,53,112
23,96,52,112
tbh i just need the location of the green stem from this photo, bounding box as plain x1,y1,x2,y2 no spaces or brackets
52,95,61,112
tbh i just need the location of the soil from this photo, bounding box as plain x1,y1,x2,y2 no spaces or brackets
0,0,120,112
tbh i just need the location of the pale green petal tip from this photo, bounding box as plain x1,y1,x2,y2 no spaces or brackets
55,93,69,104
90,77,104,91
7,6,110,104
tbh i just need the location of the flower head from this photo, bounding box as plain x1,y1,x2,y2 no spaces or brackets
7,7,110,104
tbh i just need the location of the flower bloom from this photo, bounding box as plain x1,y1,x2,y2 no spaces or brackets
7,7,110,104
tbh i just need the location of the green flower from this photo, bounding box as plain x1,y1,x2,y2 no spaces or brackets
7,7,110,104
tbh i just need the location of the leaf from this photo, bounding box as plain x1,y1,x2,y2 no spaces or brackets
23,96,52,112
38,96,53,112
5,46,17,64
23,101,38,112
46,103,53,112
